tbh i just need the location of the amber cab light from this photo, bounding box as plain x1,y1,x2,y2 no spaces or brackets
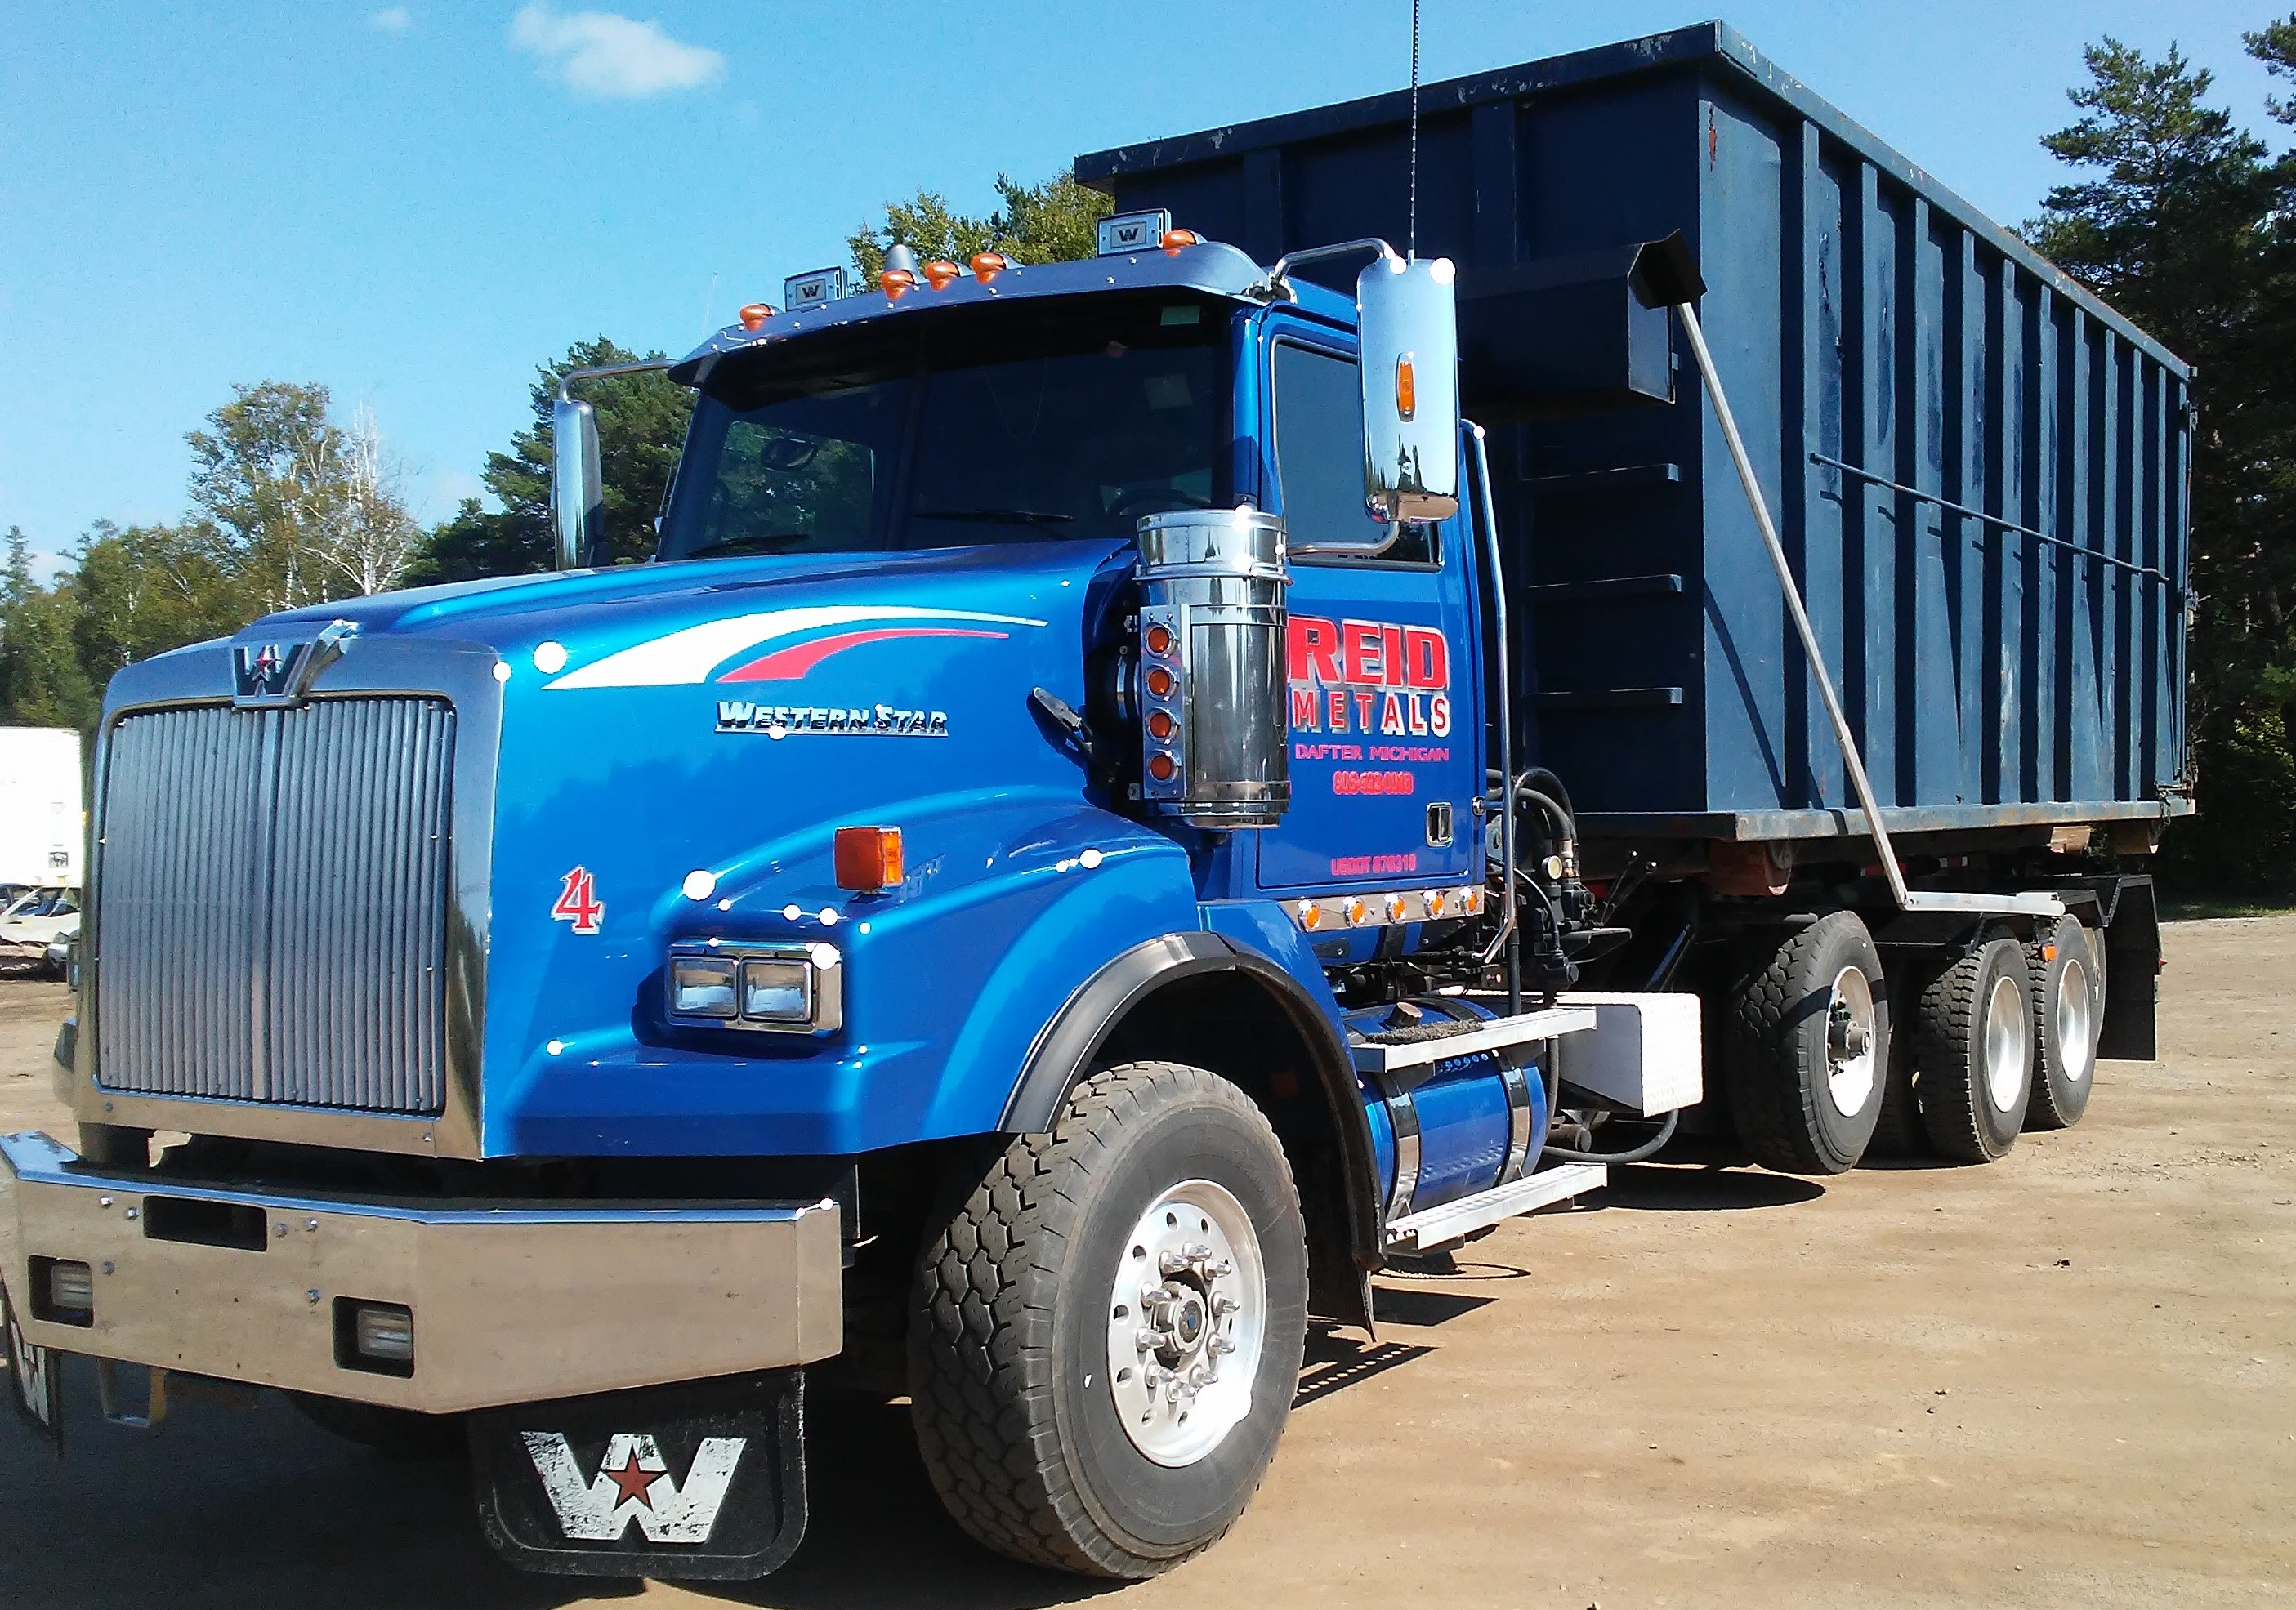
922,259,962,290
970,252,1011,283
1159,228,1201,255
880,268,917,300
738,303,774,331
1395,352,1418,421
834,826,905,892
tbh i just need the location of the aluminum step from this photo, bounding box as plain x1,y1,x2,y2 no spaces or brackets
1349,1005,1597,1075
1382,1162,1608,1253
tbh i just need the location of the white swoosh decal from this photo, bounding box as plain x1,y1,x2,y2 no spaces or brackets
545,605,1049,689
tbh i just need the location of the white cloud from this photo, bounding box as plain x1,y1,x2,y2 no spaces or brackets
509,5,725,99
367,7,412,33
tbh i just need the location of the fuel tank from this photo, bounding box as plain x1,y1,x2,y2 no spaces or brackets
1351,998,1548,1221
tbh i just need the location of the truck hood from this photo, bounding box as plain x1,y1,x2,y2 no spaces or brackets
242,540,1129,658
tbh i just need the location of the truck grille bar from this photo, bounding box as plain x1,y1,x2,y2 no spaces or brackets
96,698,456,1116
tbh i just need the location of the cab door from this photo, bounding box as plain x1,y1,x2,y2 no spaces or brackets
1252,316,1482,894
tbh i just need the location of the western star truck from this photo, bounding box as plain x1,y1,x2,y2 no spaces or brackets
2,24,2185,1583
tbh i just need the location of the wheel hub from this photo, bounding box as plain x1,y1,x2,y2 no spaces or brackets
1824,966,1879,1118
1105,1180,1265,1467
1984,971,2031,1113
2057,955,2094,1085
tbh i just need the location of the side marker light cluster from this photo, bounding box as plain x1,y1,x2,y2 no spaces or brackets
1138,608,1184,796
1292,884,1485,934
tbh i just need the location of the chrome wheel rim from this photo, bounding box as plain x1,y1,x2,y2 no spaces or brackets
1104,1178,1265,1468
2057,955,2094,1086
1825,965,1879,1118
1984,973,2030,1114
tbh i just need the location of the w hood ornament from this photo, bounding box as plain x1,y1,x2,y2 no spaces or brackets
230,619,359,708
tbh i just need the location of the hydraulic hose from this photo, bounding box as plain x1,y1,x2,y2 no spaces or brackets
1541,1108,1681,1166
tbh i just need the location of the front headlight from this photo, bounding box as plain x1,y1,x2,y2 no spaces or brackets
666,941,842,1036
669,957,739,1019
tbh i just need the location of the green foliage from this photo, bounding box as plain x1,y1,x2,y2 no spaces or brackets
183,382,420,612
2030,22,2296,897
0,382,418,729
847,170,1111,279
0,527,96,729
405,337,691,584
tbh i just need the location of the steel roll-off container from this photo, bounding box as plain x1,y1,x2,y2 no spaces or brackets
3,20,2182,1585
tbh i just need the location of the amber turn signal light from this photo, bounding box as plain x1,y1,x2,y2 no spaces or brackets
834,826,905,892
1395,352,1418,421
1146,666,1175,698
1147,753,1177,782
738,303,774,331
1147,710,1176,740
1144,622,1174,656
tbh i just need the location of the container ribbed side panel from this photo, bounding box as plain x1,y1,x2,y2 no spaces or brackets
94,698,455,1115
266,699,454,1114
97,707,266,1099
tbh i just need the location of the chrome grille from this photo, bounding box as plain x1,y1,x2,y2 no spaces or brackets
96,698,456,1115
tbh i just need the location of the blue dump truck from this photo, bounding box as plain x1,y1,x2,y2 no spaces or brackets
2,23,2187,1583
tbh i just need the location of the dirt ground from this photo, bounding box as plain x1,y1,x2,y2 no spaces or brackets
1,918,2291,1608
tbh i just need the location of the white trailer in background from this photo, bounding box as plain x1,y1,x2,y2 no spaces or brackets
0,728,83,890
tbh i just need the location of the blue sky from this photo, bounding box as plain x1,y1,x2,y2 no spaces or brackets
3,2,2286,575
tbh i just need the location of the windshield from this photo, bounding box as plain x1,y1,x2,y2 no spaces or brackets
659,292,1233,561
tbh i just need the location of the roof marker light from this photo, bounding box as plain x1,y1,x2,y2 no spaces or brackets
922,259,962,291
738,303,774,331
880,243,920,301
970,252,1011,283
1159,228,1200,255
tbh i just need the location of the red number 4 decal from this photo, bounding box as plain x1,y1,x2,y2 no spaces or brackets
552,866,605,934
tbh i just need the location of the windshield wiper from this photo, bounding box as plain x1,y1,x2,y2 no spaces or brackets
913,506,1074,527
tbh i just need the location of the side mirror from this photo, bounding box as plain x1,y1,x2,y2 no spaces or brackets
1357,254,1461,524
552,396,603,571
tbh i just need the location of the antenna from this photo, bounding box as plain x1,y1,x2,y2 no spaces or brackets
1408,0,1421,259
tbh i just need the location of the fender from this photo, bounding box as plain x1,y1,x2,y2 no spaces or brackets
999,930,1386,1291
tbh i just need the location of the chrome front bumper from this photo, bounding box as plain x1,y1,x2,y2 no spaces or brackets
0,1131,843,1415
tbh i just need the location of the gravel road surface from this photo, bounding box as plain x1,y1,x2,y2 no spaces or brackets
1,917,2289,1608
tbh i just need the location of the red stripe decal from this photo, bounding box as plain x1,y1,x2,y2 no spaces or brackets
717,627,1008,682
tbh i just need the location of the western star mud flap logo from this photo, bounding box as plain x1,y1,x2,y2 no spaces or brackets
523,1432,744,1543
3,1287,63,1451
471,1370,809,1582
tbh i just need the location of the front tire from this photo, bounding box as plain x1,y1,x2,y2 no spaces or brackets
908,1062,1308,1579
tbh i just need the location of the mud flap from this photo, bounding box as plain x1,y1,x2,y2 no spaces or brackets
470,1368,806,1581
3,1287,65,1453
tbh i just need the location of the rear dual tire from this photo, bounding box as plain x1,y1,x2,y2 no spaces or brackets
1723,912,1889,1175
2026,916,2102,1131
1913,936,2034,1162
